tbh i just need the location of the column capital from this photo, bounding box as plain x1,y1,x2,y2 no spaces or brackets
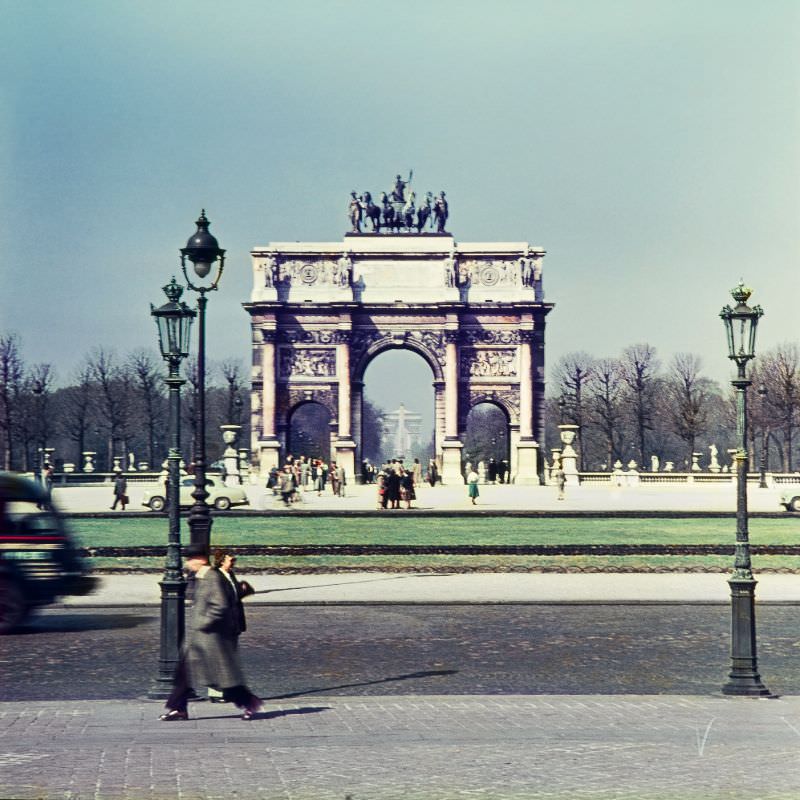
334,330,352,344
519,329,535,344
444,330,461,345
259,328,278,344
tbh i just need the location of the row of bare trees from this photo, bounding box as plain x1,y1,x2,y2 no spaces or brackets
0,333,248,473
549,343,800,472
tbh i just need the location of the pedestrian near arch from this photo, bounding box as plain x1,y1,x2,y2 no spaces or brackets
466,468,480,505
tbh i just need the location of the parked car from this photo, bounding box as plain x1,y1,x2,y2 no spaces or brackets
779,490,800,512
141,476,248,512
0,471,98,633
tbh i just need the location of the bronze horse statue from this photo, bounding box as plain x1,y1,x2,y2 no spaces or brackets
361,192,381,232
417,194,432,232
381,192,397,231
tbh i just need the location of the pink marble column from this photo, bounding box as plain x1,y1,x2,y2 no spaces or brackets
260,330,277,439
444,331,459,439
519,330,534,439
336,332,351,439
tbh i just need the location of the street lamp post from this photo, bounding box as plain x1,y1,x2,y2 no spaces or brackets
180,211,226,551
758,384,769,489
148,277,196,698
31,380,44,484
719,281,770,697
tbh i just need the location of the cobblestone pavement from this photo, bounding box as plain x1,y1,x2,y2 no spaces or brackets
1,694,799,799
4,605,800,700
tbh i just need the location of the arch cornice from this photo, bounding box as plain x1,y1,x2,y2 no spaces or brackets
351,330,445,383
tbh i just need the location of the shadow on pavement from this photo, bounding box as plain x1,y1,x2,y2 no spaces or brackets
252,573,453,595
267,669,459,700
15,612,155,634
187,706,331,722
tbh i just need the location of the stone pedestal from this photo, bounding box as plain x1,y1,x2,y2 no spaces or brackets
558,424,580,486
515,441,540,485
220,424,242,487
257,439,282,476
441,441,464,484
335,439,356,483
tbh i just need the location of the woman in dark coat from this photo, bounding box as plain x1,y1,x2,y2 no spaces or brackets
160,545,262,721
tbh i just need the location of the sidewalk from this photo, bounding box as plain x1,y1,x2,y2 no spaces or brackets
63,571,800,606
51,480,795,514
2,694,799,799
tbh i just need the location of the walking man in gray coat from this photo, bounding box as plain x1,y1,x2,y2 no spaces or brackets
159,544,262,721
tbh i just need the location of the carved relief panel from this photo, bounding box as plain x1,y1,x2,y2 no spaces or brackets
459,348,518,379
278,347,336,380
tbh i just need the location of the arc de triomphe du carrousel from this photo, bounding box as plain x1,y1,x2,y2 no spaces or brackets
243,177,554,485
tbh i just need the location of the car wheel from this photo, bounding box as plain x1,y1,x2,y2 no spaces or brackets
790,497,800,513
214,497,231,511
149,496,166,512
0,578,28,634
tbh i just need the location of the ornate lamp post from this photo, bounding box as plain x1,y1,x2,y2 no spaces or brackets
180,210,226,550
31,380,45,483
758,384,769,489
719,281,770,696
148,278,196,698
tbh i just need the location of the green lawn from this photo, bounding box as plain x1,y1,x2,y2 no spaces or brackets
69,515,800,548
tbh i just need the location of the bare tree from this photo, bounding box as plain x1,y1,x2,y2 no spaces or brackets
586,357,625,469
552,352,594,470
0,334,26,470
620,343,660,469
758,344,800,471
129,350,165,468
664,353,716,467
89,349,132,470
59,361,95,466
219,359,245,425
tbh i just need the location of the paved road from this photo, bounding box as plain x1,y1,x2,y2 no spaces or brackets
5,604,800,700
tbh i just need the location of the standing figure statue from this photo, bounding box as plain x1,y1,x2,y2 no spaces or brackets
417,193,432,232
392,170,413,203
403,190,416,230
433,191,448,232
348,191,362,233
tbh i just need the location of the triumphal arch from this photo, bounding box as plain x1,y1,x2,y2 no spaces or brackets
244,181,553,484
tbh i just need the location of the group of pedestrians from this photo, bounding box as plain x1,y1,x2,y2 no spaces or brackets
266,455,347,506
375,459,421,509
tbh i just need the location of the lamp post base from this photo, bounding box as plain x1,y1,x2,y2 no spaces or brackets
147,676,175,701
148,575,186,699
721,577,772,697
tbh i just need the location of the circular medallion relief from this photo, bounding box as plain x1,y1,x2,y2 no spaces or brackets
480,265,500,287
300,264,318,284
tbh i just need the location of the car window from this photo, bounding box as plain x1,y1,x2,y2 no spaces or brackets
181,479,194,486
4,501,62,535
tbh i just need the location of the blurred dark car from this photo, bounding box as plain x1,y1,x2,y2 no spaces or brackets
0,471,98,632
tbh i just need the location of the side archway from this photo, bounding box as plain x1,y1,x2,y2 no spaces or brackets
462,401,512,483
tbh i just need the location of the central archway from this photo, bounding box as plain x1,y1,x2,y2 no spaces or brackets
359,347,436,478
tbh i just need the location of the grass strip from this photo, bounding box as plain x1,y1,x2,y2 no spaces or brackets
87,553,800,574
70,515,800,548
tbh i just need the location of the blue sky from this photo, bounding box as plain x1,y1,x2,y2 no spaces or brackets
2,0,798,419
